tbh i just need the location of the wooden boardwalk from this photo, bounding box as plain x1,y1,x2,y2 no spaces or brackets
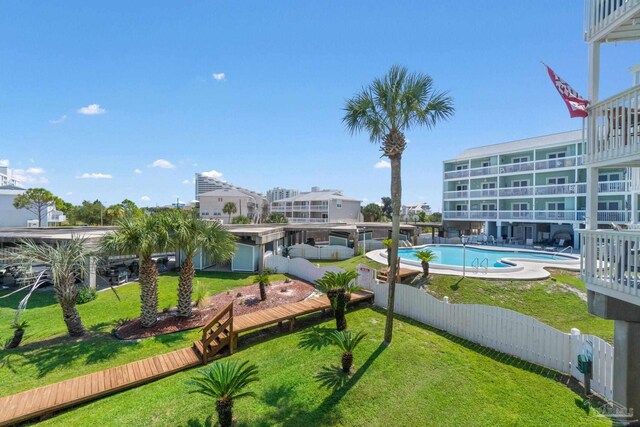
0,290,374,426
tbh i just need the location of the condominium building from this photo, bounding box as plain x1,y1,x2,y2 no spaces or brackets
194,173,268,221
266,187,300,203
578,0,640,412
442,130,631,248
270,190,361,223
0,165,19,187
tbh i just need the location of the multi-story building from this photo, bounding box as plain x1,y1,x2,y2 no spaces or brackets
442,130,632,248
266,187,300,203
0,184,66,227
194,173,268,221
580,0,640,413
401,203,432,217
270,190,361,223
0,165,19,187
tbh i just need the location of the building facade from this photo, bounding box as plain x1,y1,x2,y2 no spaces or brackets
0,166,19,187
198,188,267,223
442,130,631,248
0,185,65,227
580,0,640,412
270,190,361,223
266,187,300,203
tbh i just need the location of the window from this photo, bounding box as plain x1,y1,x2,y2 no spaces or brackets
547,152,567,159
481,161,490,167
456,204,467,211
456,164,468,170
599,173,622,182
481,204,496,211
481,182,496,189
218,197,223,202
546,202,566,210
456,184,468,191
512,156,529,164
598,201,621,211
512,203,529,211
547,177,567,185
512,180,529,187
336,201,342,208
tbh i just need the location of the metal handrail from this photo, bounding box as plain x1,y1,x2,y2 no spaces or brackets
471,257,480,269
479,258,489,269
553,246,574,259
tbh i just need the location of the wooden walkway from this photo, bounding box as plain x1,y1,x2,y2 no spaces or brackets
0,290,374,426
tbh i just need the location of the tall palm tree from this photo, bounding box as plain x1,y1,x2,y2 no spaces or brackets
415,249,438,278
187,360,259,427
222,202,237,223
101,215,169,327
329,330,367,373
343,65,454,343
316,270,362,331
12,236,92,337
164,210,236,317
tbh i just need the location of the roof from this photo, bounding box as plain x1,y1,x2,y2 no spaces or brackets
448,130,583,161
271,191,361,203
198,188,257,199
0,184,26,191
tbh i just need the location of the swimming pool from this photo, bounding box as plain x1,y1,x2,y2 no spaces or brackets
397,245,578,269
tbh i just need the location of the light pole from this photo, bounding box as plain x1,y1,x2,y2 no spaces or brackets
461,234,469,278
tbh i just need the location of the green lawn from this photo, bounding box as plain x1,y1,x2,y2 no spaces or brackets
0,271,285,396
422,270,614,343
37,308,609,426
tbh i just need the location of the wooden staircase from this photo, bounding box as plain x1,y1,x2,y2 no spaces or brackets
193,301,234,363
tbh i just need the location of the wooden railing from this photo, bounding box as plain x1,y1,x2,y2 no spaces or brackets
200,302,233,362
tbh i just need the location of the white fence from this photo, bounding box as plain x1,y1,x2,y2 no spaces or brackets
287,244,354,260
264,254,342,283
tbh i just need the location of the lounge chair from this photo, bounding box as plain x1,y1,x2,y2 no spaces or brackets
525,238,533,248
488,235,496,245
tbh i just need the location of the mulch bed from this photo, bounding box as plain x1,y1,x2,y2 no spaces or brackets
115,280,316,340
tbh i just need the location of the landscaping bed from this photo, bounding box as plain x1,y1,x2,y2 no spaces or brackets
115,280,315,339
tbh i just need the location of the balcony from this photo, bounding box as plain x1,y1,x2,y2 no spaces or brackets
534,157,581,170
585,85,640,166
535,211,578,221
599,180,630,192
535,183,587,196
469,211,498,219
580,229,640,306
288,217,329,223
443,190,469,200
498,162,534,174
499,211,533,220
499,187,534,197
469,165,499,177
443,210,469,219
270,204,328,213
444,169,469,180
584,0,640,43
469,189,498,198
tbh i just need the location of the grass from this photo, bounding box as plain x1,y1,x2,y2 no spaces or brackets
421,269,614,343
0,271,286,396
36,308,609,426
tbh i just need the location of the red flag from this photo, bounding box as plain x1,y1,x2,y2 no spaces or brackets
544,64,589,118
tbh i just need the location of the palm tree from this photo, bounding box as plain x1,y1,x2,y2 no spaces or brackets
164,210,236,317
343,65,454,344
101,215,169,327
222,202,237,223
187,360,259,427
316,270,362,331
12,236,92,337
252,271,271,301
329,330,367,373
415,249,438,278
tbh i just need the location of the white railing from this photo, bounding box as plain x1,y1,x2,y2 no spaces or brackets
499,162,535,174
287,243,353,260
580,229,640,306
598,180,630,192
287,218,329,223
534,157,580,170
469,211,498,219
468,189,498,198
444,169,469,179
598,210,631,222
585,0,640,41
499,210,533,220
586,85,640,165
535,211,578,221
499,187,534,197
535,183,586,196
469,165,499,177
443,190,469,200
443,210,469,219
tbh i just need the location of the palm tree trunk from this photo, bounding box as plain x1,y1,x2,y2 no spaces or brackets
216,397,233,427
177,256,195,317
421,261,428,276
60,298,86,337
384,153,402,344
335,290,348,331
341,351,353,373
139,256,159,328
259,282,267,301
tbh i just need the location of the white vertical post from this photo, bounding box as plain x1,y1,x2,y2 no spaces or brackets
586,167,599,230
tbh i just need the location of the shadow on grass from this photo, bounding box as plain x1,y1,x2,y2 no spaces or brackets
0,288,59,310
184,415,214,427
297,326,334,351
450,277,464,291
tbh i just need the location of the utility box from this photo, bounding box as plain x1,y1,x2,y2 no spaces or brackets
577,354,592,375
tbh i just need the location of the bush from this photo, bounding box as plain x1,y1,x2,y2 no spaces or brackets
76,286,97,304
193,281,208,308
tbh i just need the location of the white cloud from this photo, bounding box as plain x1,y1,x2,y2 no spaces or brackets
66,191,73,196
78,104,106,115
78,172,113,179
13,168,49,184
374,160,391,169
26,167,44,174
49,115,67,124
150,159,176,169
0,159,9,167
134,168,143,175
140,195,151,202
182,179,191,185
201,169,223,179
212,72,225,81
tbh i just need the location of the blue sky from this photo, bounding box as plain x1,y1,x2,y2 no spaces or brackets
1,1,638,210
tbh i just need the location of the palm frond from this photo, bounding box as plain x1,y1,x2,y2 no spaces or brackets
329,330,367,352
187,360,259,400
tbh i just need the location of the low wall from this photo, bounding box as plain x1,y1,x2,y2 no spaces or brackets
287,244,354,260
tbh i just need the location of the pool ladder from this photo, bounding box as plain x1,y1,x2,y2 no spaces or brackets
553,246,574,259
471,257,489,272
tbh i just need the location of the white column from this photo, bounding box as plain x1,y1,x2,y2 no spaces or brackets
588,42,600,103
633,194,639,225
587,167,599,230
85,256,97,290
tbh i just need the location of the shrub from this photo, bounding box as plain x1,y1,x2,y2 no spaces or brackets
76,286,97,304
193,281,208,308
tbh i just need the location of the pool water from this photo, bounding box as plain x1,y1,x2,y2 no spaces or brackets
398,245,576,268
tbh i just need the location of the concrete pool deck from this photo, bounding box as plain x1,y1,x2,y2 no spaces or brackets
365,244,581,280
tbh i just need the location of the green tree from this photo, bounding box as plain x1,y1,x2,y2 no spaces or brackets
105,204,125,225
380,197,393,218
417,211,428,222
120,199,142,218
252,271,271,301
231,215,251,224
343,65,454,344
12,188,56,227
74,200,106,225
12,237,92,336
316,270,362,331
361,203,383,222
100,215,169,327
222,202,237,223
164,210,236,317
415,249,438,278
329,330,367,373
428,212,442,223
264,212,288,223
187,360,259,427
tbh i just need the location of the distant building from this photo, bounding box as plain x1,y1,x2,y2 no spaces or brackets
195,173,268,222
270,190,361,223
0,185,65,227
266,187,300,203
401,203,432,217
0,165,19,187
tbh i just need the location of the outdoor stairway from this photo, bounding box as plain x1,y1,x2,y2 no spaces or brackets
192,302,234,363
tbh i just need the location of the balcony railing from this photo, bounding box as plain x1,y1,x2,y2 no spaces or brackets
584,0,640,42
469,211,498,219
499,162,535,174
599,180,630,192
288,218,329,223
535,211,578,221
499,211,533,220
580,229,640,306
535,183,587,195
445,156,584,180
443,190,469,200
469,165,499,177
443,210,469,219
469,189,498,198
586,85,640,165
270,204,328,212
534,157,580,170
499,187,534,197
444,169,469,179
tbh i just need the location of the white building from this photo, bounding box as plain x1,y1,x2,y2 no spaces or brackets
580,0,640,412
442,130,633,248
0,185,65,227
195,173,268,221
270,190,361,223
0,166,19,187
266,187,300,203
199,188,266,223
401,203,432,217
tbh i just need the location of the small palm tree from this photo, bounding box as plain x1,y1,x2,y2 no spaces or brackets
222,202,237,223
12,236,92,337
252,271,271,301
344,65,454,344
187,360,259,427
101,215,169,328
163,210,236,317
316,270,362,331
329,330,367,373
415,249,438,278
